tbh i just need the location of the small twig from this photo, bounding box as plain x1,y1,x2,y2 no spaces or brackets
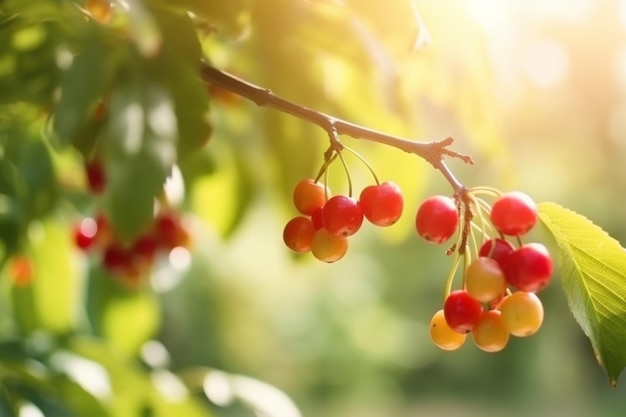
200,62,473,193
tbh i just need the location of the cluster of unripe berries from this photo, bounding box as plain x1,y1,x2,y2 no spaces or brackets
282,179,403,262
416,191,552,352
75,159,190,287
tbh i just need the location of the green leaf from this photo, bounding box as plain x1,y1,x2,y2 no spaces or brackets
538,202,626,386
148,8,211,159
52,26,113,147
18,140,59,222
10,220,79,335
104,80,177,241
28,220,80,334
87,267,159,358
115,0,162,57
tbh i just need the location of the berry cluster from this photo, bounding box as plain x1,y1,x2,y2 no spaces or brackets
283,179,404,262
73,211,190,287
417,190,552,352
74,158,190,288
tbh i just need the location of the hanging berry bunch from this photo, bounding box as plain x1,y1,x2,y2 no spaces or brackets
282,134,404,262
74,159,191,289
421,189,552,352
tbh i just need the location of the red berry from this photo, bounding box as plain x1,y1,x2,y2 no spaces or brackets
154,212,189,249
74,217,98,250
478,238,515,269
490,191,537,236
293,179,328,216
102,245,134,275
85,159,106,194
415,195,459,244
310,207,324,230
133,234,159,261
322,195,363,237
503,243,553,292
359,181,404,227
283,216,316,253
443,290,483,333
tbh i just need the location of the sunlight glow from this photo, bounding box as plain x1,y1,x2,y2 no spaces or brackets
615,47,626,92
19,403,44,417
608,102,626,146
50,351,112,399
152,370,188,401
141,340,171,369
522,39,569,87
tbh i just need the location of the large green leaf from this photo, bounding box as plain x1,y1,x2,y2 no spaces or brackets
52,26,114,148
104,79,177,241
10,220,79,336
538,202,626,386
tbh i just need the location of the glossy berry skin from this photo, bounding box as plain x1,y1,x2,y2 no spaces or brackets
430,309,466,351
415,196,459,244
283,216,316,253
464,257,507,303
504,243,552,292
310,207,324,230
359,181,404,227
311,228,348,263
293,179,328,216
490,191,537,236
472,310,510,352
322,195,363,237
443,290,484,333
499,291,544,337
478,238,515,269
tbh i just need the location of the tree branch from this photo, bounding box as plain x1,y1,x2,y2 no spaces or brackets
199,62,472,193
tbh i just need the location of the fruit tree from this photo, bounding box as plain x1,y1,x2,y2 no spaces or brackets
1,1,626,416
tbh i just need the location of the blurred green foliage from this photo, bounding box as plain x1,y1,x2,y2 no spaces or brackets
1,1,626,416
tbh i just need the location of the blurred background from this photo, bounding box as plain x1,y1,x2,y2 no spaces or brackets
2,0,626,416
185,1,626,416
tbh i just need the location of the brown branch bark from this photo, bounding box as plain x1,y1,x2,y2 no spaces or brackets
199,62,472,193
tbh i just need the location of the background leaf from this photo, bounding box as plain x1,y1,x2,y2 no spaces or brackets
104,80,177,240
538,202,626,386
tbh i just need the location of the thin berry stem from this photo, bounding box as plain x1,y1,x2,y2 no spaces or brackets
443,253,463,301
200,63,473,193
336,150,353,197
342,145,381,185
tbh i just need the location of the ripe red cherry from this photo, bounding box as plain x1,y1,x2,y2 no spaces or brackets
283,216,316,253
490,191,537,236
322,195,363,237
415,195,459,244
503,243,553,292
478,238,515,269
293,179,328,216
85,159,106,194
310,207,324,230
443,290,484,333
359,181,404,227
